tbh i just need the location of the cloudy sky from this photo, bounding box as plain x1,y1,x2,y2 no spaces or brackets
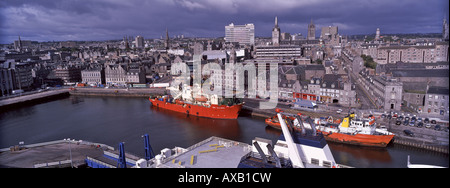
0,0,448,44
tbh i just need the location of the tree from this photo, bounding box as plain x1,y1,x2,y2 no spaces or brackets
361,54,377,69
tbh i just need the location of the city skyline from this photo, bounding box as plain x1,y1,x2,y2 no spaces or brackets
0,0,449,44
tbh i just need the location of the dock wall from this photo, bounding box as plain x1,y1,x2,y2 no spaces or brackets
393,139,449,154
0,90,70,111
69,88,166,98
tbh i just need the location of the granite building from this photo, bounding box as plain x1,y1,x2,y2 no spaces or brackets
376,42,449,64
423,86,449,117
105,64,128,86
359,71,403,111
81,68,105,85
225,23,255,45
53,65,82,84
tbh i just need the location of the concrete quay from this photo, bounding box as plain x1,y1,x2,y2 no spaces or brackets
381,118,449,154
0,139,141,168
0,89,70,110
0,87,166,110
0,140,107,168
69,87,166,97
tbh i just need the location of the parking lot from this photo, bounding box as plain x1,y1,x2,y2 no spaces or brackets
377,116,449,146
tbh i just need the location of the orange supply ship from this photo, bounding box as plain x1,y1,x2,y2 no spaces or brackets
149,97,243,119
266,115,341,131
265,114,299,131
316,114,395,147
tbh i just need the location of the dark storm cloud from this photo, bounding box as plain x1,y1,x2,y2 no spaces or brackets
0,0,448,43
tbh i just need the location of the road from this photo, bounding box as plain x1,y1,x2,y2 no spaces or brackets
342,57,378,110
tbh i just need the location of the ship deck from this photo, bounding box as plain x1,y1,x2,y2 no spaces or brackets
158,137,251,168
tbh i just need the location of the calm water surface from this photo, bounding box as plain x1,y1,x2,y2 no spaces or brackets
0,96,448,168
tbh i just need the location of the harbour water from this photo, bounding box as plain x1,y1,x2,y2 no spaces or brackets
0,95,448,168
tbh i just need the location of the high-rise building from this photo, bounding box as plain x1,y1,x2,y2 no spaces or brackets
272,16,281,46
225,23,255,45
307,19,316,40
135,35,144,48
320,26,338,40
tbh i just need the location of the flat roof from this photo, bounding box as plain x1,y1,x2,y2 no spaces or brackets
160,136,251,168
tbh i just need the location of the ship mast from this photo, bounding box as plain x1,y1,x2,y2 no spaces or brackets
276,109,305,168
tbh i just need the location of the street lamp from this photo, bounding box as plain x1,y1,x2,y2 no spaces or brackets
64,138,75,168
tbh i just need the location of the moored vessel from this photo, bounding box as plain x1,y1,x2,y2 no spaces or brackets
316,113,395,147
149,85,243,119
243,109,339,168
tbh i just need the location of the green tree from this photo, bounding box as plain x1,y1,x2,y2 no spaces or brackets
361,54,377,69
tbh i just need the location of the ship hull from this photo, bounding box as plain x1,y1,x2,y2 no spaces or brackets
319,131,394,147
149,98,243,119
265,116,301,131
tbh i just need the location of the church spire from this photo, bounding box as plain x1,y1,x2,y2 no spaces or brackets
275,16,278,27
165,28,170,50
18,35,22,52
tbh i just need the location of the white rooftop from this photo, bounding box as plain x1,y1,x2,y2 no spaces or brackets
159,137,251,168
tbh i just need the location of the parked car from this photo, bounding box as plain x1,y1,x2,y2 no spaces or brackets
398,116,404,121
409,121,415,126
417,122,424,128
403,120,409,126
434,125,441,131
417,117,422,122
381,114,386,118
404,130,414,137
425,124,432,128
395,121,402,125
431,120,436,124
424,118,430,123
405,116,410,121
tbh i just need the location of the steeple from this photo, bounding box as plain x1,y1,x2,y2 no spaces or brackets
165,28,169,50
166,28,169,40
272,16,281,46
275,16,278,28
18,35,22,52
307,18,316,40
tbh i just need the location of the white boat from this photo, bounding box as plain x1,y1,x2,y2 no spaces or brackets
240,109,344,168
407,155,445,168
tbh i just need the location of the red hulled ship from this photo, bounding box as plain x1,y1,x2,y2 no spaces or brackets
149,97,242,119
265,110,395,147
149,86,243,119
